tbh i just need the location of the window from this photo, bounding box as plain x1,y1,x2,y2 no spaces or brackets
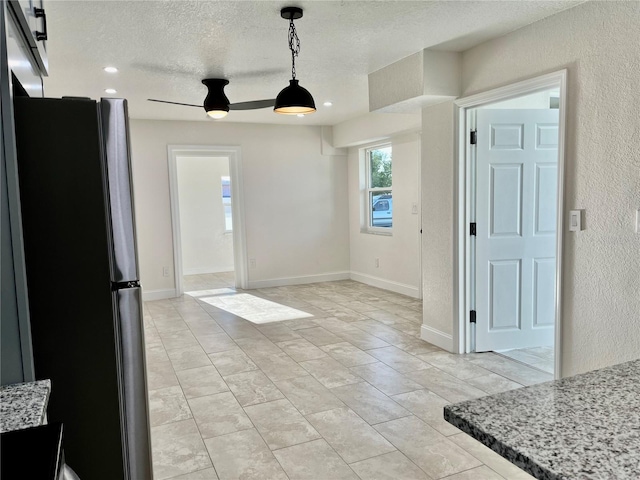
365,145,392,230
221,176,232,232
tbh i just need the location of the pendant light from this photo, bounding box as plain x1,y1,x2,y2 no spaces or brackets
274,7,316,115
202,79,230,119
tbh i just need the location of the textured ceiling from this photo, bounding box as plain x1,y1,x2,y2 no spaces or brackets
43,0,584,125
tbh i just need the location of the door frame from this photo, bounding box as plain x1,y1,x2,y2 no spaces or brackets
454,70,567,379
168,145,248,294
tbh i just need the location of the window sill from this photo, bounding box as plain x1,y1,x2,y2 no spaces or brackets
360,229,393,236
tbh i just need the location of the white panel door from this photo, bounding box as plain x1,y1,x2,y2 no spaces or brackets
475,109,559,351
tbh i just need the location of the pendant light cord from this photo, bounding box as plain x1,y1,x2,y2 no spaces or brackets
288,18,301,80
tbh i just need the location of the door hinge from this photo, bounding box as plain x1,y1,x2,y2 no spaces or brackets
470,310,477,323
470,222,476,236
470,130,477,145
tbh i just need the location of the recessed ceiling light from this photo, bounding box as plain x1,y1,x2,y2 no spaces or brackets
103,66,118,73
297,113,305,118
104,88,117,94
323,101,333,107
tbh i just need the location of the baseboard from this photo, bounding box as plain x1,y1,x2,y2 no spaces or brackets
184,266,235,275
142,289,177,302
421,324,454,352
349,271,420,298
246,271,351,289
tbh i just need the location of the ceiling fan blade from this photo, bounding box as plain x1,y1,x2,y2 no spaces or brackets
229,99,276,110
147,99,202,108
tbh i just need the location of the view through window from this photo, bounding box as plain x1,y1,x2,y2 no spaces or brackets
366,145,392,229
221,176,232,231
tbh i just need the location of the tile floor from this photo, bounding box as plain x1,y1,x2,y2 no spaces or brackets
496,346,555,374
144,273,551,480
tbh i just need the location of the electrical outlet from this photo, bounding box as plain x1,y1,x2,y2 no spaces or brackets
249,258,257,269
375,258,380,268
162,266,169,277
411,202,418,214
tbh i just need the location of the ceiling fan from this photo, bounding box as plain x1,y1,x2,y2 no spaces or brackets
148,78,276,120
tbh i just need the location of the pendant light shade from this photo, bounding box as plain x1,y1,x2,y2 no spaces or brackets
275,7,316,115
274,79,316,114
202,79,230,119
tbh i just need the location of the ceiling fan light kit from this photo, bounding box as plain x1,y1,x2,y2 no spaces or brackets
202,78,230,119
148,6,317,119
274,7,316,115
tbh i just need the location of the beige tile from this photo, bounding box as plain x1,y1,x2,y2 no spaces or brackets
151,419,212,480
367,346,430,373
466,373,524,395
299,357,363,389
168,468,219,479
256,323,302,342
234,336,282,359
250,352,309,381
223,370,284,406
467,354,553,386
418,351,492,380
321,342,378,367
204,429,288,480
449,433,536,480
405,368,488,403
443,465,505,479
374,416,481,479
154,317,190,334
306,407,396,463
274,375,346,415
331,382,410,425
244,398,320,450
149,385,192,427
176,365,229,399
349,362,423,396
146,361,180,391
188,391,253,439
349,451,430,480
394,337,442,356
276,338,328,362
185,319,225,337
391,389,460,436
195,332,238,354
273,439,359,480
167,346,212,372
336,329,391,350
208,349,258,376
160,330,201,351
298,326,345,346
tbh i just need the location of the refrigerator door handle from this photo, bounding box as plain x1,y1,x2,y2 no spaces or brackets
112,280,141,291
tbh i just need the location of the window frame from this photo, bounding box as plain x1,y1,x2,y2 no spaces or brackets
363,143,393,234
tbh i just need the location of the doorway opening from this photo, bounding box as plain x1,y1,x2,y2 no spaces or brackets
455,71,567,379
168,145,248,295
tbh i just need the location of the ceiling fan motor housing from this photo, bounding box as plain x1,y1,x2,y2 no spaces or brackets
202,78,231,114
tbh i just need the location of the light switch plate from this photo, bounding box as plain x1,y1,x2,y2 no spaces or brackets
569,210,583,232
636,209,640,233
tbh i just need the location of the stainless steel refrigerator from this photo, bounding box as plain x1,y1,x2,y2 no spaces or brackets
13,97,152,480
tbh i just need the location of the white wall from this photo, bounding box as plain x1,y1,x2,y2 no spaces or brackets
130,120,350,297
348,133,422,297
421,1,640,376
176,155,233,275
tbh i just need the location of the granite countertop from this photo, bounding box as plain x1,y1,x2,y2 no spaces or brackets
0,380,51,433
444,359,640,479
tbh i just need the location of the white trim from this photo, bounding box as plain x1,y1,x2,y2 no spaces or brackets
167,145,248,296
420,325,454,352
142,289,177,302
454,69,567,379
247,272,351,290
183,266,235,275
349,271,420,298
